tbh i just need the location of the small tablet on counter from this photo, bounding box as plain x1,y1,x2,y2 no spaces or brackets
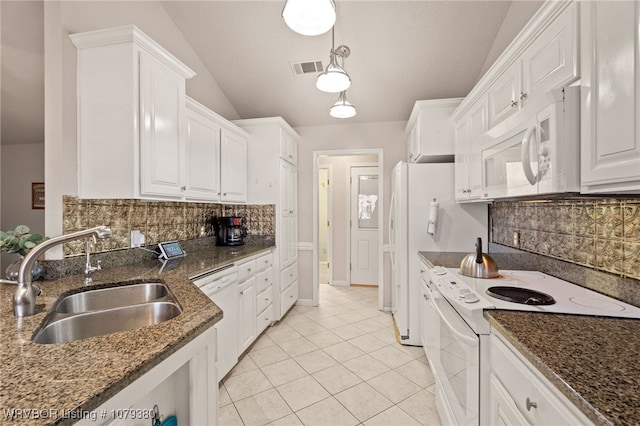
157,241,186,260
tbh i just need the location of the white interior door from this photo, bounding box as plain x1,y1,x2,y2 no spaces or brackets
318,167,332,284
350,167,380,286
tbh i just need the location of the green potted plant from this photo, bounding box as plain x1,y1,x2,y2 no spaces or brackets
0,225,47,280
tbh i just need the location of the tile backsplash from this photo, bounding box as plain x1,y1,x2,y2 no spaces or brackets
490,198,640,280
62,196,275,257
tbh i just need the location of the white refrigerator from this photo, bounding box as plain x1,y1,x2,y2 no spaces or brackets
389,161,488,346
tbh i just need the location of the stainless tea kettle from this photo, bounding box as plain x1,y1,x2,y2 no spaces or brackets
460,237,499,278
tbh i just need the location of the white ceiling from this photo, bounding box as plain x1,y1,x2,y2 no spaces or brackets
0,1,542,145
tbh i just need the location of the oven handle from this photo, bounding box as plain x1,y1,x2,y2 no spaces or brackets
429,287,478,347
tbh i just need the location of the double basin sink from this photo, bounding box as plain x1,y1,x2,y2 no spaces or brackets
32,280,183,344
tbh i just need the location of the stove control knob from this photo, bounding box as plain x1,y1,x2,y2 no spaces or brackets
462,293,480,303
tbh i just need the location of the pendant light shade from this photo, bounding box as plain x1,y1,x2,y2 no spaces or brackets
316,58,351,93
330,91,356,118
282,0,336,36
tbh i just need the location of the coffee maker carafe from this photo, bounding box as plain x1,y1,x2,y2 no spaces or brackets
214,216,247,246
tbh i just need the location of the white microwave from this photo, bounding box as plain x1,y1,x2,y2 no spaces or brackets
481,87,579,199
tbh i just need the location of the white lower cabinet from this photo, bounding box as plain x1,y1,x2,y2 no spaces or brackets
79,326,217,426
238,276,256,354
489,333,592,426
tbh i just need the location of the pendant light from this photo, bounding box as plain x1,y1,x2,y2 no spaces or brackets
330,91,356,118
282,0,336,36
316,28,351,93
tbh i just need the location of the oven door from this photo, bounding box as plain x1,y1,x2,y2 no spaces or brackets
426,280,480,426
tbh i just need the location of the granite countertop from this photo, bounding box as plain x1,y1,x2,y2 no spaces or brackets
419,251,640,426
486,311,640,426
0,242,273,426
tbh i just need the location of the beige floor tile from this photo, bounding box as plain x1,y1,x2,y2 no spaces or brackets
332,324,367,340
235,388,293,426
295,396,359,426
250,345,291,368
343,354,390,381
281,312,313,327
366,370,423,404
276,376,331,411
266,413,303,426
312,364,362,395
370,328,399,345
289,320,327,336
230,354,259,377
304,330,344,349
394,359,435,388
348,334,388,353
224,368,274,402
261,359,308,387
293,349,338,374
314,316,348,330
334,382,394,422
322,341,365,363
303,309,334,321
335,311,368,324
278,337,320,357
369,345,415,369
267,324,305,345
218,403,244,425
396,343,426,359
397,388,441,425
251,333,277,351
352,318,387,333
362,405,421,426
219,384,232,407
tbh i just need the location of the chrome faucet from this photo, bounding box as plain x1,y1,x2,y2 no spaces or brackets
12,226,112,317
84,237,102,284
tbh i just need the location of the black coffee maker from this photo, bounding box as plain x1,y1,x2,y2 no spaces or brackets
214,216,247,246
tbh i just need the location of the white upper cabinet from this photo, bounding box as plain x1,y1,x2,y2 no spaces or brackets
406,98,462,163
71,25,195,200
580,1,640,194
220,128,249,202
185,98,222,201
488,2,578,129
280,132,298,165
455,96,489,202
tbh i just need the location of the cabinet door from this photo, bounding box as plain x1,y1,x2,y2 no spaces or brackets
279,131,298,165
489,374,531,426
454,118,470,201
288,166,298,264
488,62,522,129
184,104,221,201
467,99,488,199
581,1,640,193
139,52,186,198
220,130,248,202
521,2,578,102
238,276,256,354
408,124,420,163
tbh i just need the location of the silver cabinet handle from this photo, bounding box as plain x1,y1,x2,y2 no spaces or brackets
181,186,186,191
526,397,537,411
510,100,518,108
520,92,528,100
223,192,227,196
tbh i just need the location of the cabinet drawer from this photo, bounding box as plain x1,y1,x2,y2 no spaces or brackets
256,304,273,335
256,267,273,294
490,334,590,425
255,253,273,273
280,280,298,317
256,286,273,314
281,262,298,289
237,259,257,282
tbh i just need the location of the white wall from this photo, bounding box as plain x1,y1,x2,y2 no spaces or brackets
42,0,240,258
0,143,46,271
477,0,544,79
295,121,406,307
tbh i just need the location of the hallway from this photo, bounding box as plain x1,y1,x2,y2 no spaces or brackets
219,284,442,425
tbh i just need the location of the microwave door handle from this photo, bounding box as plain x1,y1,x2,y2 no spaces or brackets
430,292,477,347
521,125,538,186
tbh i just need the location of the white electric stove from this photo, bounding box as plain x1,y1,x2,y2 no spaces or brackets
421,265,640,426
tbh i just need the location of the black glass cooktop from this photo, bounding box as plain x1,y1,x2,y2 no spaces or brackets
486,286,556,305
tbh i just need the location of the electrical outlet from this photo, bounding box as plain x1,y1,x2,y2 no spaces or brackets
513,231,520,247
130,230,145,248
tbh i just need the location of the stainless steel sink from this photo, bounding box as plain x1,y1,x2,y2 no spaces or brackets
54,282,170,313
32,281,183,344
32,302,183,344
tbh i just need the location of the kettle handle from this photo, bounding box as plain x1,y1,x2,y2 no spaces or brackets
475,237,483,264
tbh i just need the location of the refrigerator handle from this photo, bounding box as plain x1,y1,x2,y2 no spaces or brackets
388,192,395,269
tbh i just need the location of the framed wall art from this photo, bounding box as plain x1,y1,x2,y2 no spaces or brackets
32,182,45,209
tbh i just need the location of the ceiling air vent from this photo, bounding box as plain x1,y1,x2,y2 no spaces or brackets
291,60,325,75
